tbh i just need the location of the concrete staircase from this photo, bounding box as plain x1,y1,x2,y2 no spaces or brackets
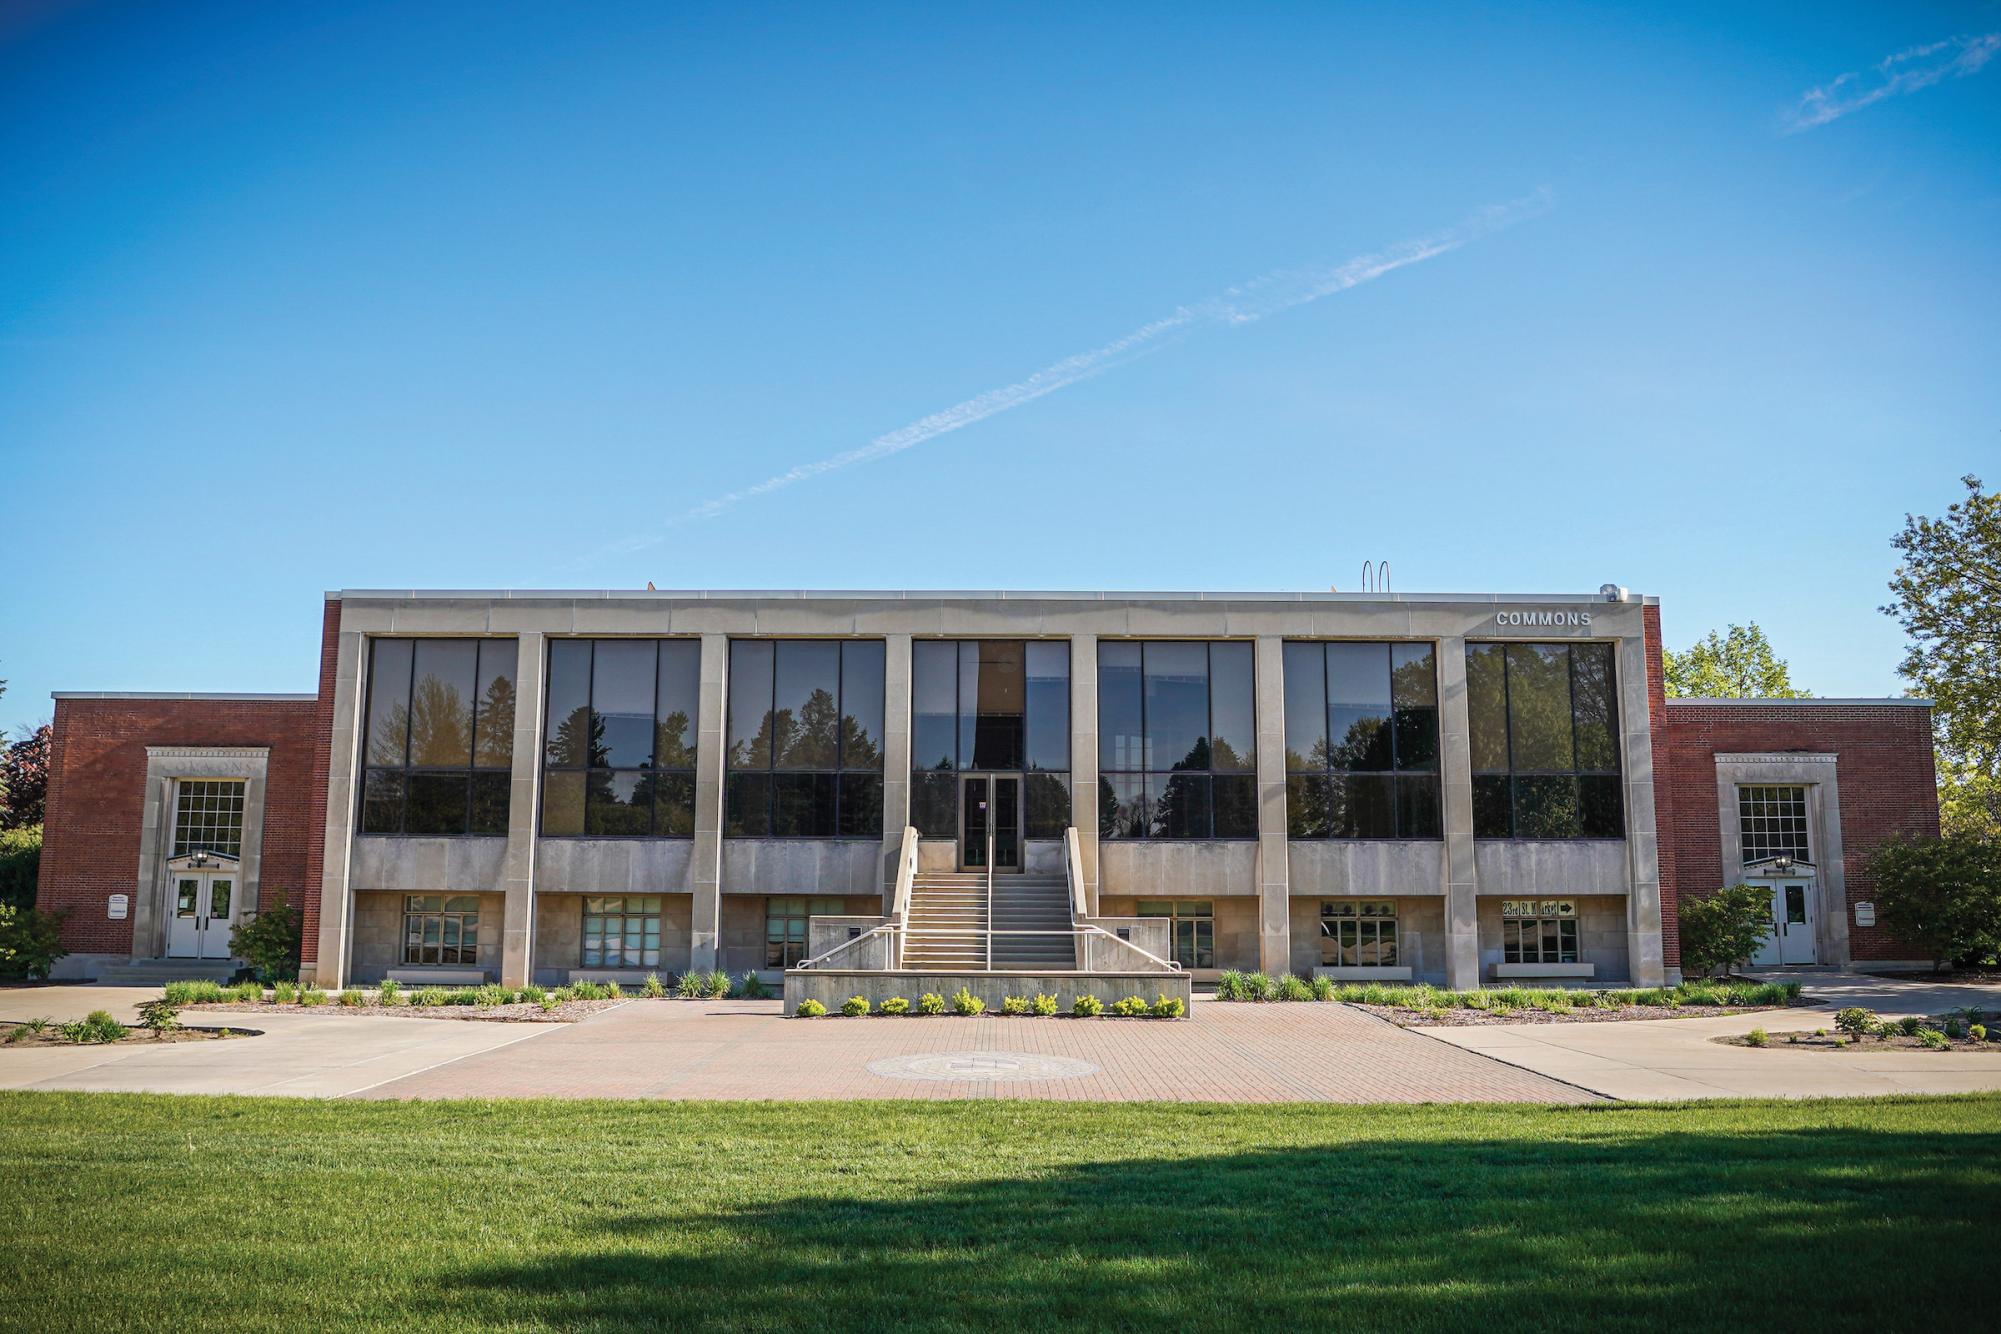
93,957,239,985
902,871,990,969
991,874,1076,969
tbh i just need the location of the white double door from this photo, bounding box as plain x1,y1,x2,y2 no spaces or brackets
167,872,237,959
1747,877,1817,966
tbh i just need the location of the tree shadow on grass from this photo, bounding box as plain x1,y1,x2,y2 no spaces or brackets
433,1124,2001,1332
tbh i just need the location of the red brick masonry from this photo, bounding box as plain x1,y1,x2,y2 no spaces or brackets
1658,700,1939,964
38,695,318,955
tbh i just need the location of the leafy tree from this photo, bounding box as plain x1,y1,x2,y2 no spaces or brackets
1663,623,1810,699
0,825,41,910
1868,833,2001,974
1884,475,2001,838
0,723,51,830
1677,883,1776,977
0,903,66,980
229,901,304,982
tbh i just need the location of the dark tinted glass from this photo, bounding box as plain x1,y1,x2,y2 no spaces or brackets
541,770,585,835
1571,643,1619,771
544,640,593,768
586,770,651,836
1326,642,1392,771
1514,775,1582,838
360,769,406,834
655,641,700,770
654,773,696,837
1144,642,1210,771
1333,773,1395,838
838,773,884,837
472,640,516,770
1207,642,1256,772
1506,644,1574,772
840,641,885,770
1282,642,1327,771
1023,772,1070,838
773,641,840,770
968,641,1025,771
726,641,774,769
364,640,414,768
1579,774,1625,837
772,772,837,836
409,640,478,768
1153,771,1210,838
1471,774,1512,838
1212,774,1258,838
1024,641,1070,772
1395,774,1442,838
1389,644,1438,772
469,772,510,834
725,772,771,835
1098,643,1144,771
405,772,470,835
911,641,958,770
910,771,958,836
1465,644,1509,772
1099,772,1148,838
591,640,657,770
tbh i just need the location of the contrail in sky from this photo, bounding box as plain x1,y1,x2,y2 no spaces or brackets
595,188,1552,560
1782,32,2000,132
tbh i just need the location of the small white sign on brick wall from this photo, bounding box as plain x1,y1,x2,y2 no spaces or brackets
108,894,129,921
1854,901,1875,927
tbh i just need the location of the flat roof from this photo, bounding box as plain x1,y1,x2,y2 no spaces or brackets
1666,696,1932,708
329,587,1659,605
51,691,316,702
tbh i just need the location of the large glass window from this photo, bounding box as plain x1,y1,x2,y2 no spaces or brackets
726,641,884,838
1137,900,1214,969
361,639,516,836
540,640,699,837
1739,785,1810,863
403,894,481,965
581,895,663,968
765,895,844,968
1500,899,1578,964
1321,900,1399,967
1097,641,1256,839
172,780,246,858
1284,642,1440,839
909,640,1071,838
1466,643,1623,839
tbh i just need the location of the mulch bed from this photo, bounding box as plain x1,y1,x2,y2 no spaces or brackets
180,998,628,1024
3,1023,256,1048
1721,1030,1996,1052
1359,1002,1800,1028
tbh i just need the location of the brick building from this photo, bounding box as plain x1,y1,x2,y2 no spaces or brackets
35,587,1940,985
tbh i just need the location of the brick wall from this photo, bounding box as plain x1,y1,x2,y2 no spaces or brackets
1660,700,1938,962
300,598,341,965
37,696,318,956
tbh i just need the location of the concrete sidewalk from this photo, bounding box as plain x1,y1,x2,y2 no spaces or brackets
2,984,171,1024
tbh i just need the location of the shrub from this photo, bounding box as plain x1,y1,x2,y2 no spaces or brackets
520,983,547,1003
228,902,303,982
1000,995,1030,1016
1309,974,1336,1002
5,1017,51,1042
1834,1007,1875,1037
795,998,827,1018
414,986,449,1007
1898,1015,1924,1036
1031,993,1058,1017
705,970,732,999
841,995,870,1017
538,994,560,1013
604,982,623,1000
1916,1027,1951,1051
736,972,770,1000
163,980,225,1005
376,979,402,1005
1814,1028,1828,1037
60,1010,124,1044
229,981,263,1002
1678,884,1777,978
950,987,986,1016
1072,994,1104,1018
568,981,611,1001
0,903,68,980
1944,1017,1966,1039
440,987,477,1006
1110,995,1150,1017
1276,974,1313,1003
1744,1027,1769,1048
338,988,364,1007
475,984,512,1007
1869,833,2001,973
1214,969,1246,1002
1833,1036,1849,1048
135,999,181,1032
879,996,910,1015
298,986,329,1007
641,972,666,998
272,980,298,1004
1243,972,1275,1002
1972,1024,1989,1042
916,992,946,1016
1151,993,1185,1019
675,971,705,999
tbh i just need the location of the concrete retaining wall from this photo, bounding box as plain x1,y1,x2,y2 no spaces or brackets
784,969,1192,1013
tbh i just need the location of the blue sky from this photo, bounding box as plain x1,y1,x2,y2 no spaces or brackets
3,1,1997,733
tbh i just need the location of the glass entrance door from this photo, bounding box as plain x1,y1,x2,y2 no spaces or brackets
166,873,236,959
958,775,1022,872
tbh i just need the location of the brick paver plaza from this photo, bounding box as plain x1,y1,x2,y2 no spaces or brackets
355,997,1597,1103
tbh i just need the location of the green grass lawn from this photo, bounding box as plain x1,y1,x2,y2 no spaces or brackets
3,1093,1998,1332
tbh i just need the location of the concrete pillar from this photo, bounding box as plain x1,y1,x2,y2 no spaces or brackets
688,633,729,970
879,633,913,909
309,627,365,989
1617,633,1668,985
1253,636,1291,972
498,632,546,988
1437,635,1482,989
1068,633,1100,913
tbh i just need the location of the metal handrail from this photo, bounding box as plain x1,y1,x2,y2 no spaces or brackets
984,825,994,970
891,926,1183,974
796,922,899,971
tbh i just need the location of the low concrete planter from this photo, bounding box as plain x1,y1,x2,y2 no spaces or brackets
784,970,1192,1013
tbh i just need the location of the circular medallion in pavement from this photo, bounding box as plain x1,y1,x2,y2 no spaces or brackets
867,1050,1099,1083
